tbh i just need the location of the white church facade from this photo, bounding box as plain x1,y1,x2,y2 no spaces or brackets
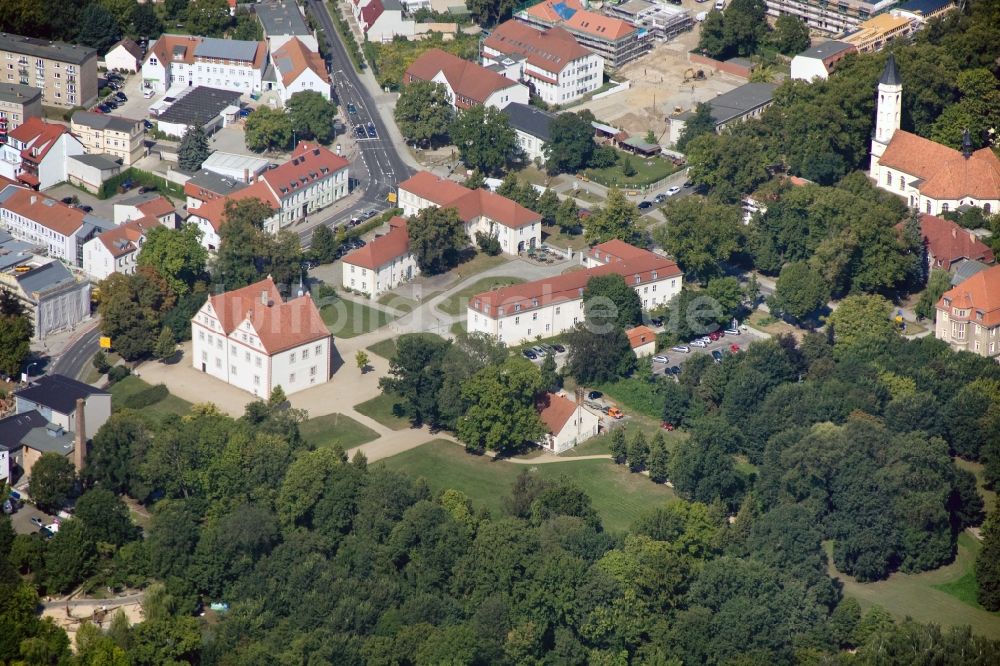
869,54,1000,216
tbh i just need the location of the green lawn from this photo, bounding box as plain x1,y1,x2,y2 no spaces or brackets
825,534,1000,638
454,252,511,278
381,439,677,533
299,413,380,450
377,292,418,313
957,458,997,513
321,298,395,338
436,276,525,317
597,377,668,420
354,393,412,430
542,226,589,252
581,151,681,188
82,352,120,384
367,333,445,361
109,376,192,419
451,321,467,336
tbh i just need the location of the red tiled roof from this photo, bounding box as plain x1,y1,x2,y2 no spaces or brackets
588,239,653,263
145,34,201,67
484,21,592,74
97,216,158,258
626,325,656,349
260,142,348,202
208,277,330,354
136,196,176,219
192,181,279,232
398,171,540,230
359,0,384,28
1,188,85,236
343,217,411,269
8,117,72,166
398,171,471,204
109,38,143,60
880,131,1000,200
937,264,1000,328
273,37,330,87
536,391,578,434
471,246,681,316
896,214,995,271
526,0,635,41
404,48,521,107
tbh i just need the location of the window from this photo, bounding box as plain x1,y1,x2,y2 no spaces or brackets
310,366,317,376
303,348,310,359
986,203,992,214
555,307,560,315
289,373,296,383
254,375,260,386
532,313,537,320
515,316,520,324
198,330,204,341
886,172,892,186
231,365,237,375
231,346,236,356
942,203,949,213
290,352,296,363
255,356,262,368
926,200,932,213
315,344,322,355
201,351,208,362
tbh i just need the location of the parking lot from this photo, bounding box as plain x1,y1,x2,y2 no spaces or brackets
7,499,60,538
650,327,750,377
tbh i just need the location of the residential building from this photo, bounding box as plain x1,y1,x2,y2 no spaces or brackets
82,216,160,280
71,111,145,166
200,151,270,183
14,374,110,440
516,0,651,69
501,102,557,165
190,276,333,397
0,32,98,108
870,55,1000,215
0,411,48,483
790,41,857,81
898,214,995,274
184,168,250,209
763,0,896,36
398,171,542,255
189,142,349,249
482,21,603,106
841,14,912,53
141,34,269,95
153,86,243,137
67,154,123,193
354,0,416,42
935,263,1000,359
271,37,331,105
104,39,144,73
0,117,85,189
0,185,113,266
951,260,991,287
404,48,529,111
256,0,319,52
0,260,92,338
342,216,419,298
467,241,682,344
603,0,693,42
891,0,956,27
667,82,777,147
626,324,657,357
114,193,178,227
0,83,42,136
536,390,600,454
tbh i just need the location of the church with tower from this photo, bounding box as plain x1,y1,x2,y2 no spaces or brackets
869,54,1000,216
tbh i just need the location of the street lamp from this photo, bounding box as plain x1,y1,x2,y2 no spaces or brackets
23,361,40,383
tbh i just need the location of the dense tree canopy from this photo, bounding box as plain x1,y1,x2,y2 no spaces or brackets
450,104,521,176
286,91,338,144
544,110,597,174
406,206,468,274
394,80,454,148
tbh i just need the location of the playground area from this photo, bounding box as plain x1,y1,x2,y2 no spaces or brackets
42,596,145,647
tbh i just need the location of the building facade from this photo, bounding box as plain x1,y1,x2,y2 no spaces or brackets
790,41,857,81
668,82,776,147
404,48,529,111
1,260,91,338
342,217,419,298
256,0,319,52
0,83,41,136
0,185,113,266
0,117,85,189
502,103,556,166
105,39,143,73
141,35,268,95
0,32,98,108
82,217,159,280
467,241,682,344
71,111,145,166
354,0,416,42
935,264,1000,360
870,55,1000,216
483,21,603,106
191,277,333,397
537,390,600,454
271,37,331,105
763,0,896,35
517,0,651,68
841,14,912,53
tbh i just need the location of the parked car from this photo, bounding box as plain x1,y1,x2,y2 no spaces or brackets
638,200,652,210
347,103,357,115
115,92,127,102
96,104,111,113
39,527,54,539
238,108,253,118
143,119,153,129
364,209,377,219
366,123,377,138
607,407,624,419
552,344,566,353
698,336,712,345
653,193,667,204
78,205,93,213
690,340,707,348
708,330,723,341
61,197,75,205
30,517,43,528
666,185,681,196
729,344,741,353
669,365,681,375
682,180,694,188
143,89,155,99
712,350,724,363
522,349,537,360
650,317,664,327
670,345,690,353
652,355,669,364
104,98,118,109
587,390,602,400
531,346,546,356
661,421,675,431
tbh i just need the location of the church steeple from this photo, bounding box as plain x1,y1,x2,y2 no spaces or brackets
962,128,973,158
879,53,902,86
870,53,903,176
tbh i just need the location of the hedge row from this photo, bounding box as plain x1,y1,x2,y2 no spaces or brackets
329,2,365,72
99,168,185,201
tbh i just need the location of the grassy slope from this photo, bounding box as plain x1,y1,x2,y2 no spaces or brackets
109,376,192,419
380,439,676,533
354,393,412,430
299,413,380,450
320,299,394,338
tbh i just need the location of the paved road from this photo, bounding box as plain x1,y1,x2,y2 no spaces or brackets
50,324,102,382
301,0,414,246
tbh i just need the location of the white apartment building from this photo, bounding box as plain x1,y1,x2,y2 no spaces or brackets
397,171,542,255
342,217,419,298
502,103,556,165
141,34,268,95
271,37,331,105
537,390,600,454
483,21,602,106
467,241,682,344
81,217,159,280
191,277,333,397
0,117,84,189
114,193,178,228
763,0,896,35
0,185,113,266
404,48,529,111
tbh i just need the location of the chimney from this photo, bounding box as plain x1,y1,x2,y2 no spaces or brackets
952,227,957,239
962,128,972,159
30,195,36,205
244,168,249,183
575,387,584,406
74,398,86,474
261,290,269,306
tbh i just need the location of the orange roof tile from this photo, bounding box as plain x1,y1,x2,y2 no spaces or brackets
937,264,1000,328
343,217,411,269
192,181,279,232
880,131,1000,200
145,34,201,67
896,214,995,271
404,48,522,108
398,171,540,230
398,171,471,204
1,188,86,236
136,196,176,219
526,0,635,41
8,117,73,165
260,142,348,202
536,391,578,434
273,37,330,87
626,325,656,349
97,217,158,258
484,21,592,74
208,277,330,354
588,239,653,263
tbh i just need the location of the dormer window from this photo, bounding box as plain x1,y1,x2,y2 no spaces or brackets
532,298,538,307
977,311,984,321
515,304,521,312
634,275,641,284
943,298,951,307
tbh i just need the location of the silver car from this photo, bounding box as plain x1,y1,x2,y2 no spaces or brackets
671,345,690,353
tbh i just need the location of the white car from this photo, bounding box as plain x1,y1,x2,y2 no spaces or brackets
652,355,669,364
671,345,690,353
666,185,681,196
690,340,708,348
724,328,740,336
143,89,155,99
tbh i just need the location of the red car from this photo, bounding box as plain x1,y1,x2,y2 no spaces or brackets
729,344,741,353
661,422,675,431
709,330,725,341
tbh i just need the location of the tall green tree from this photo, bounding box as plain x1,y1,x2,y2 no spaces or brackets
627,432,649,473
406,206,468,274
215,198,301,291
676,103,715,153
45,520,97,593
379,334,452,426
129,3,163,40
29,453,76,513
86,411,151,495
98,268,175,361
648,433,670,483
244,106,293,152
309,224,340,264
287,91,338,144
545,110,596,175
585,188,639,244
771,15,810,56
185,0,232,37
78,3,120,54
467,0,519,29
394,80,454,148
768,261,830,322
137,225,207,297
583,274,642,329
610,428,628,464
450,104,521,176
826,294,896,359
178,126,209,172
915,269,951,321
154,326,176,362
978,506,1000,611
457,358,545,455
74,489,136,547
0,313,30,377
654,197,743,282
564,323,636,384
